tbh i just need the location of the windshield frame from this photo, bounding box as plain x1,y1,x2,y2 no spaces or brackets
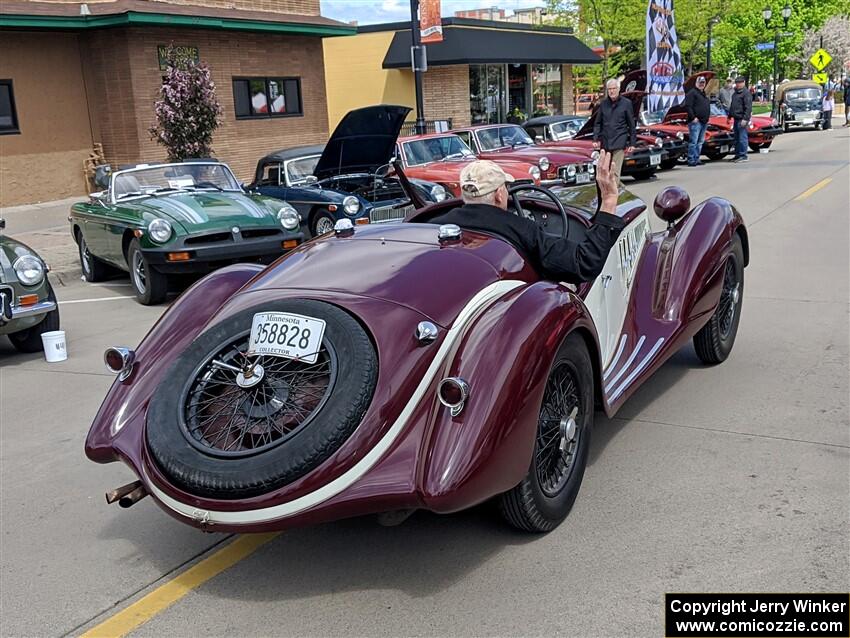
785,88,821,102
109,162,241,204
474,125,536,151
401,135,476,167
284,155,321,186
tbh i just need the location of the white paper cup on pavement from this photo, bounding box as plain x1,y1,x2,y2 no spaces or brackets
41,330,67,362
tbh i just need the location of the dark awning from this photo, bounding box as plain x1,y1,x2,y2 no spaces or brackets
382,25,600,69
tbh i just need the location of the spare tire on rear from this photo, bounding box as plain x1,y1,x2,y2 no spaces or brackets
146,299,378,500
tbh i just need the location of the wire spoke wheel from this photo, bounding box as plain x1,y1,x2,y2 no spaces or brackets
718,257,740,339
181,333,338,457
132,251,147,294
535,361,582,497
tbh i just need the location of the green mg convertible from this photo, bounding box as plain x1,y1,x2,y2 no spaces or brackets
69,160,304,304
1,218,60,353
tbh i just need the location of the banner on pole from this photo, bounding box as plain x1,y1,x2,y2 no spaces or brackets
420,0,443,44
645,0,685,112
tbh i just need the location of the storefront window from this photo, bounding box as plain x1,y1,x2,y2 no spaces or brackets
532,64,562,117
469,64,505,125
507,64,529,121
0,80,20,135
233,77,302,119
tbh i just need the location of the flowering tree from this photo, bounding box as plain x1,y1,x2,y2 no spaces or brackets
149,47,222,161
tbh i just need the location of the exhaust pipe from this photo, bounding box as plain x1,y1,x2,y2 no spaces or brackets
105,480,142,504
118,485,149,508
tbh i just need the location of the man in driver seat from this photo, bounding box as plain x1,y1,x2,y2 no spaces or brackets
429,153,626,283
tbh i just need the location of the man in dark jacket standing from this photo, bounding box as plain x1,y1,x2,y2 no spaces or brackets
684,75,710,166
592,79,636,181
728,76,753,162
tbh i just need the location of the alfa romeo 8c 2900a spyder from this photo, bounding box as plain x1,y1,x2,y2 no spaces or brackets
86,165,748,534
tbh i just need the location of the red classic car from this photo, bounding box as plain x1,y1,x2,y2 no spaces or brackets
707,103,782,153
451,123,596,187
86,111,748,534
523,92,688,179
623,70,736,161
394,132,541,197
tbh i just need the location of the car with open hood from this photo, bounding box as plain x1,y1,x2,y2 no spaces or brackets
624,70,736,161
1,218,60,353
85,157,749,535
394,132,541,197
250,106,447,237
451,124,597,186
775,80,824,131
523,93,687,178
69,160,304,305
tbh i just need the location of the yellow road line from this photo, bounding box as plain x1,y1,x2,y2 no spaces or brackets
81,532,279,638
794,178,832,201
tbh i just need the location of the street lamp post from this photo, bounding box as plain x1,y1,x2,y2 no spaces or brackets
706,16,720,71
763,4,791,112
409,0,427,135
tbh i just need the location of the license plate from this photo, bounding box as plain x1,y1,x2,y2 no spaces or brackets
720,145,730,153
649,153,661,166
576,173,591,184
248,312,326,364
802,118,813,124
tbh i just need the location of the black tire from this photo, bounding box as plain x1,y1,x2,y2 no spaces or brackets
146,299,378,499
127,239,168,305
783,121,790,132
499,333,593,533
310,211,336,237
748,143,763,152
693,235,744,365
8,284,60,353
704,149,727,161
660,158,678,170
77,231,110,282
632,169,655,180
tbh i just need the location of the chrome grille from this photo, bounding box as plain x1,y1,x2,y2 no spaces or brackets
369,203,413,224
559,163,595,183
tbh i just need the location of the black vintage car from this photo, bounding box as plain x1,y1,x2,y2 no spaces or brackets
250,106,447,237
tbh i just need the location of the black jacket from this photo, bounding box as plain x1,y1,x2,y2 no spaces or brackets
729,88,753,121
592,96,637,151
684,87,710,123
429,203,626,283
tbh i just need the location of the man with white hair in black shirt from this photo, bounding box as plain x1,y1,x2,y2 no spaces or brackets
428,153,626,283
592,78,637,181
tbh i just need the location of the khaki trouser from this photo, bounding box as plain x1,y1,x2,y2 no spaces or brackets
610,149,625,181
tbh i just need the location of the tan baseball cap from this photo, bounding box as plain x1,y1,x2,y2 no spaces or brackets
459,160,515,197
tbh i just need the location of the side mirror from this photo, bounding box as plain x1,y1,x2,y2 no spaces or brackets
89,191,108,206
535,135,544,143
654,187,690,227
304,175,318,185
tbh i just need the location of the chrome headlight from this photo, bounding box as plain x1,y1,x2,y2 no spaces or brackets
342,195,361,216
748,121,755,130
566,164,577,177
654,137,663,148
587,162,595,175
528,165,541,180
13,254,45,286
591,150,600,161
538,157,550,171
147,218,172,244
431,184,448,202
676,131,685,140
786,108,794,115
277,203,300,230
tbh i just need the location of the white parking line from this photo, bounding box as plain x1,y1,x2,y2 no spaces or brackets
59,296,135,304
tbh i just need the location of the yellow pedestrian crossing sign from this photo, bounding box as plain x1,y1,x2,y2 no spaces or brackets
813,73,828,85
809,49,832,71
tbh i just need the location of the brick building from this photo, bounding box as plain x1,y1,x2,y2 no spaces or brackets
323,18,600,132
0,0,353,206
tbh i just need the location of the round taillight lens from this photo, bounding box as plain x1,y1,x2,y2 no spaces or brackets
105,349,125,372
438,377,469,409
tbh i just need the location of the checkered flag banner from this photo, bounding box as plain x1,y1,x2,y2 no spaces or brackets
646,0,685,112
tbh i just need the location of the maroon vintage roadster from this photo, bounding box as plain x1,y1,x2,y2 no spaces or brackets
86,108,748,534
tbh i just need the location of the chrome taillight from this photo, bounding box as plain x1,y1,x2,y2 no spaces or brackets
104,346,135,381
438,377,470,416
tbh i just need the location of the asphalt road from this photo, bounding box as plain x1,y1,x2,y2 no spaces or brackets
1,126,848,638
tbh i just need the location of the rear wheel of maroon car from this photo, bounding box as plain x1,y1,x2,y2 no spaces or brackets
146,299,378,499
693,235,744,364
499,333,593,533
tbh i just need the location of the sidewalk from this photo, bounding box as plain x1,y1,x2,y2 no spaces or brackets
0,196,84,283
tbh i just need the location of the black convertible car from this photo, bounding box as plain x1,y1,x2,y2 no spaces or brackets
250,106,447,237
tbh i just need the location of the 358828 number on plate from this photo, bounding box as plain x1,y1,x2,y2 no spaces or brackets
248,312,326,364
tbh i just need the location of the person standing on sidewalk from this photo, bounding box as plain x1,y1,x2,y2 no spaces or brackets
718,78,734,113
843,79,850,127
821,90,835,130
592,78,636,181
684,76,710,166
728,76,752,163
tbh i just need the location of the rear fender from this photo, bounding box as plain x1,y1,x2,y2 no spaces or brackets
420,282,599,512
652,197,744,326
84,263,265,463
